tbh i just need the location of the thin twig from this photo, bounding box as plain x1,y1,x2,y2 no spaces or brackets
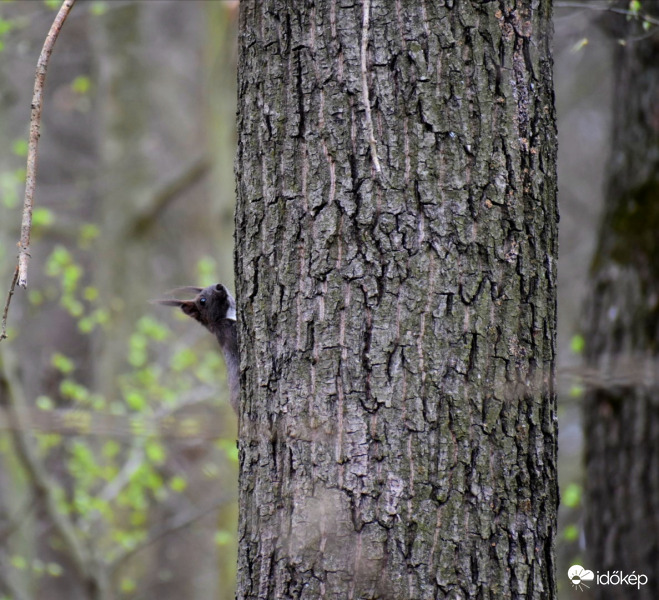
17,0,76,288
0,553,31,600
110,495,235,571
0,267,18,342
360,0,382,176
555,1,659,27
0,494,37,543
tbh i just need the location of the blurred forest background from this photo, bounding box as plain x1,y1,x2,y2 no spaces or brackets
0,1,644,599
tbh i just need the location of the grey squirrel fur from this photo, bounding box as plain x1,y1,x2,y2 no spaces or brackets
155,284,239,413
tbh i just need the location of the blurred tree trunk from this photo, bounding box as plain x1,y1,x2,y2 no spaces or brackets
235,1,558,598
94,2,151,398
582,11,659,599
93,5,214,600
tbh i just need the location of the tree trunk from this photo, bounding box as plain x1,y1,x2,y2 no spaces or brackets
582,12,659,600
235,2,558,598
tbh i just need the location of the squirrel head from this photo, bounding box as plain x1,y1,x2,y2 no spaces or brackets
154,283,236,335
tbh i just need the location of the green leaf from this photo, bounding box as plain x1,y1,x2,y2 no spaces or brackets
61,295,84,317
83,286,98,301
196,255,217,287
33,207,54,227
10,555,27,570
78,223,99,248
51,352,75,374
78,316,94,333
71,75,91,95
629,0,642,16
45,245,72,277
570,38,588,54
563,524,579,542
36,395,54,411
570,334,585,354
28,289,44,305
125,390,146,411
214,530,233,546
569,384,584,399
169,475,187,493
0,18,15,37
59,379,89,403
0,171,19,208
12,138,28,157
43,0,60,9
90,1,107,16
46,562,63,577
171,348,197,371
146,440,165,464
138,315,170,341
562,483,582,508
120,578,137,593
102,440,121,459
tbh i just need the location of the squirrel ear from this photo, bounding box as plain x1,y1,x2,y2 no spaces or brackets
151,299,184,307
171,286,204,295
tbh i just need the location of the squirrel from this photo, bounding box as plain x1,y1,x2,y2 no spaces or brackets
155,284,239,413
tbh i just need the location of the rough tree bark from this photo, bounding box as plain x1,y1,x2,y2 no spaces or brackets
235,1,557,598
582,11,659,600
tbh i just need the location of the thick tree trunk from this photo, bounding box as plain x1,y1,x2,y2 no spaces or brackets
235,2,558,598
582,14,659,600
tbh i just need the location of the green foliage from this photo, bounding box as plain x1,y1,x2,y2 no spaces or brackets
10,222,234,596
0,169,22,208
51,352,75,374
89,1,108,17
120,578,137,594
563,524,579,542
71,75,91,95
570,334,585,354
78,223,100,248
214,530,233,546
33,207,54,227
0,14,15,53
196,255,218,287
562,483,582,509
11,138,28,157
36,395,54,411
169,474,187,493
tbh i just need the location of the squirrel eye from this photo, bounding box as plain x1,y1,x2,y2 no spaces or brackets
199,296,207,306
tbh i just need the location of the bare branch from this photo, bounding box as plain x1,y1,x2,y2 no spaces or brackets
0,267,18,342
17,0,77,289
0,345,95,585
110,495,235,572
555,1,659,27
0,494,37,543
0,553,31,600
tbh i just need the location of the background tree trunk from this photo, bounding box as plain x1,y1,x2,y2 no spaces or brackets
235,1,558,598
582,10,659,599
